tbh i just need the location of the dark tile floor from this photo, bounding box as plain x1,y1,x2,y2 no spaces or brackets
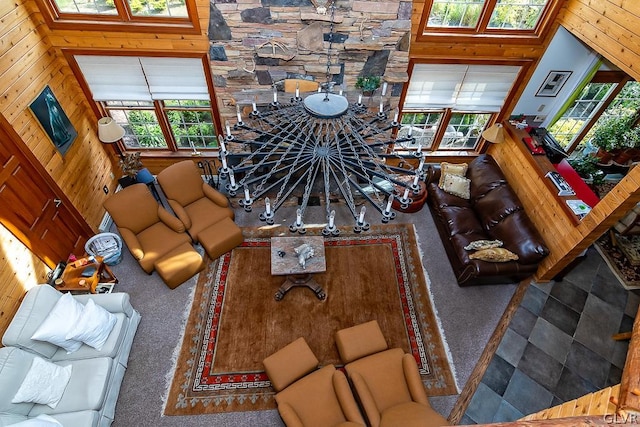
461,246,640,424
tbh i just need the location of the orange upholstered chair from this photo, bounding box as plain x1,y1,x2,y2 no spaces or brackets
103,183,203,288
157,160,243,259
263,337,365,427
335,320,449,427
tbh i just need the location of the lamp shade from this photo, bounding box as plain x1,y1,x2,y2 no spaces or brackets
481,123,506,144
98,117,125,143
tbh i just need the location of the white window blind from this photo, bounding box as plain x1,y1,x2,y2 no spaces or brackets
405,64,521,112
74,55,209,101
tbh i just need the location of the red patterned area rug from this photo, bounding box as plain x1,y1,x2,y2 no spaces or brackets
164,223,457,415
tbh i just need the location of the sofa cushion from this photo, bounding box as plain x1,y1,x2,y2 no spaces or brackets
2,285,63,359
438,206,484,237
12,357,72,409
441,174,471,199
4,414,62,426
30,292,84,354
464,240,503,251
489,212,549,264
29,357,112,417
468,155,508,198
438,162,468,188
473,185,523,230
65,299,117,351
428,183,472,210
469,248,519,262
0,348,37,416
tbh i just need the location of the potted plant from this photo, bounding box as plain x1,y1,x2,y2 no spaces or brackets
118,152,143,187
591,113,638,164
568,155,605,186
355,76,381,95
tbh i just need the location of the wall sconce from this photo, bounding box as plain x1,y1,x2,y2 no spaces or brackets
481,123,506,144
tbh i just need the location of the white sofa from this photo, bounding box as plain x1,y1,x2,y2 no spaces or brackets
0,285,141,427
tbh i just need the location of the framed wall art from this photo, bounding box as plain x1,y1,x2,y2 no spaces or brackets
29,85,78,156
535,70,572,97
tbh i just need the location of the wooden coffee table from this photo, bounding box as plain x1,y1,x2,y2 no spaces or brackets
57,256,118,294
270,236,326,301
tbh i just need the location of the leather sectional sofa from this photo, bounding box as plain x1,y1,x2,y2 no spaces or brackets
426,154,549,286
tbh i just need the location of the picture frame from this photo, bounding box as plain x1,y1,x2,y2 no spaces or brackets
29,85,78,156
535,70,573,97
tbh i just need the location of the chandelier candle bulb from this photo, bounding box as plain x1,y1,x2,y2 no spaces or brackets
417,143,422,154
273,86,278,103
408,126,413,137
412,173,420,187
393,108,399,124
295,83,300,99
221,151,228,170
379,99,384,114
296,209,302,226
329,210,336,228
382,82,388,96
265,197,272,216
358,93,363,104
244,186,250,202
418,157,425,171
358,206,366,224
403,187,410,201
236,105,242,123
385,195,394,213
252,100,257,113
225,121,231,137
229,170,236,187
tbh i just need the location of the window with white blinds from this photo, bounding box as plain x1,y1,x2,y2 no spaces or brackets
74,55,209,101
405,64,521,112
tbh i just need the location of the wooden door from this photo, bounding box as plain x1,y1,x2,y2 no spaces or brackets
0,119,94,268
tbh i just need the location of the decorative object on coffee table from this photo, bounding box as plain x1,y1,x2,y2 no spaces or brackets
271,236,326,301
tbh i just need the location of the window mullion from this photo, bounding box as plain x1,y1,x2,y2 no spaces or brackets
477,0,496,32
156,101,178,152
432,109,453,151
114,0,133,21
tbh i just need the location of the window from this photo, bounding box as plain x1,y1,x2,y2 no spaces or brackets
399,64,519,152
75,55,218,153
422,0,553,37
547,71,638,154
35,0,198,31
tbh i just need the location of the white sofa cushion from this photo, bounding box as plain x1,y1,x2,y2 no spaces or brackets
31,293,84,354
28,357,112,417
12,358,72,409
2,286,63,358
6,414,62,426
65,299,117,351
0,348,37,416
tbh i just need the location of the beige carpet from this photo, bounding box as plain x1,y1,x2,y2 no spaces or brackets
164,223,456,415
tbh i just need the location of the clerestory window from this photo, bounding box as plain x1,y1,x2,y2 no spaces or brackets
35,0,199,32
420,0,556,38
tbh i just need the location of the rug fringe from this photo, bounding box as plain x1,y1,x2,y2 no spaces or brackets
160,271,201,417
412,223,460,393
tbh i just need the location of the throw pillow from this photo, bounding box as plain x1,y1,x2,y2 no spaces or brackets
464,239,504,251
6,415,63,426
31,292,84,353
439,162,468,188
12,357,72,409
441,173,471,199
469,248,519,262
65,299,117,351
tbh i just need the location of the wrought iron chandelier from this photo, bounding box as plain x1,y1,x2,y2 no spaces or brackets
219,7,424,235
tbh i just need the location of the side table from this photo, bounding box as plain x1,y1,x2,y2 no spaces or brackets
56,256,118,294
270,236,327,301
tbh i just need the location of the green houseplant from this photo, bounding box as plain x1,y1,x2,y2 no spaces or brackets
118,152,143,185
568,155,605,185
355,76,381,95
591,113,640,164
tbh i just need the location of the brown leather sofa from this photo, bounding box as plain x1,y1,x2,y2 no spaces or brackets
426,154,549,286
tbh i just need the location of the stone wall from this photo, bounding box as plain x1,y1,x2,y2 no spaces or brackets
208,0,411,122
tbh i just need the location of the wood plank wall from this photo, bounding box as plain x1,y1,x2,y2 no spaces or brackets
0,0,210,337
484,0,640,281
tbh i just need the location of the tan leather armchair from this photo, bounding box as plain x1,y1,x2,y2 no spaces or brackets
263,337,365,427
103,183,192,274
157,160,243,260
335,320,450,427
